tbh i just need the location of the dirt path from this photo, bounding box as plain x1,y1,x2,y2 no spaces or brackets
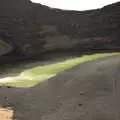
0,55,120,120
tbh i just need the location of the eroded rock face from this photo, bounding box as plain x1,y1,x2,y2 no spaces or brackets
0,0,120,61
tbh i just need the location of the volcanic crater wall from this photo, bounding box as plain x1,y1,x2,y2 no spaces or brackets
0,0,120,60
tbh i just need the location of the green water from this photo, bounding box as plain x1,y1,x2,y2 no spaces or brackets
0,53,120,87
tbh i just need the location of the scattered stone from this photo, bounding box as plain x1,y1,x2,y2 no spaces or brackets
78,103,83,106
0,85,13,89
80,92,85,95
6,86,13,88
4,97,8,101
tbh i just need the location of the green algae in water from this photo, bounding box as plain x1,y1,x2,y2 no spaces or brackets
0,52,120,87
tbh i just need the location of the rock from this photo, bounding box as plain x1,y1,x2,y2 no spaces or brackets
80,92,85,95
0,0,120,61
0,39,13,56
78,103,83,106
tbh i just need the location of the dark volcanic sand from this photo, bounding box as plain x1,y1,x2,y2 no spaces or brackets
0,55,120,120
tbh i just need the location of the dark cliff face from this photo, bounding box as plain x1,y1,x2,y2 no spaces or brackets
0,0,120,61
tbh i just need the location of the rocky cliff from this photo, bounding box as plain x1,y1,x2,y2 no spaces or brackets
0,0,120,61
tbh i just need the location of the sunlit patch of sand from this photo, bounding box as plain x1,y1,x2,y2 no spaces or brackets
0,107,14,120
